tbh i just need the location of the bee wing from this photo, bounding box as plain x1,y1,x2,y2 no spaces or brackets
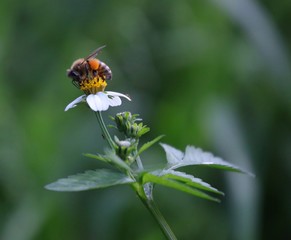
84,45,106,60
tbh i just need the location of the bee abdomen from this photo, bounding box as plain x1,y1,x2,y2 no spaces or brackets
98,61,112,80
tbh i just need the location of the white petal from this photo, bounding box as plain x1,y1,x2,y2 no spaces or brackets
107,95,122,106
86,94,101,111
65,95,86,111
106,91,131,101
86,94,109,111
96,92,111,110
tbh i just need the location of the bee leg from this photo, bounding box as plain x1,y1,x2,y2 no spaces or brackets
92,69,98,78
72,80,80,88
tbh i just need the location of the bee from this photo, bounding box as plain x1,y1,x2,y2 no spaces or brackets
67,45,112,88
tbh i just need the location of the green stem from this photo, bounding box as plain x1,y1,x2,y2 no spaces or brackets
95,111,115,150
134,184,177,240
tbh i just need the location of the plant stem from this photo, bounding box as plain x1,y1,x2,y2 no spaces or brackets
95,111,175,238
142,198,177,240
95,111,115,150
134,184,177,240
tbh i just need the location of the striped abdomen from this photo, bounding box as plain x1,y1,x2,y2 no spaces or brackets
98,61,112,80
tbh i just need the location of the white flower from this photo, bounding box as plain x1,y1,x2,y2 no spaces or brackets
65,91,131,112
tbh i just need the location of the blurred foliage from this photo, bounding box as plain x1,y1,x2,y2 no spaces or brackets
0,0,290,239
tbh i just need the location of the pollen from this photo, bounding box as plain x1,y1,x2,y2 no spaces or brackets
88,59,100,70
80,77,107,94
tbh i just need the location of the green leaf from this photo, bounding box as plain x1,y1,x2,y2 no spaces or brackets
84,150,131,172
160,143,184,164
154,169,223,195
84,153,109,163
105,150,132,171
137,126,150,137
142,172,220,202
45,169,135,192
138,135,165,155
161,143,254,176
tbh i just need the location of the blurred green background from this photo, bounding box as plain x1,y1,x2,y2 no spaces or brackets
0,0,290,239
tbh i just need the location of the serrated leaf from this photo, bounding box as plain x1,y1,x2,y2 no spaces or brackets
161,143,253,176
183,146,254,175
45,169,135,192
153,169,223,195
160,143,184,164
142,172,220,202
138,135,165,155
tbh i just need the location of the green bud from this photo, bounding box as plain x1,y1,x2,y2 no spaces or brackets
114,112,150,139
113,136,137,164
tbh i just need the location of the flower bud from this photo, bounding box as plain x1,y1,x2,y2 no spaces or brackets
114,112,149,139
113,136,137,164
